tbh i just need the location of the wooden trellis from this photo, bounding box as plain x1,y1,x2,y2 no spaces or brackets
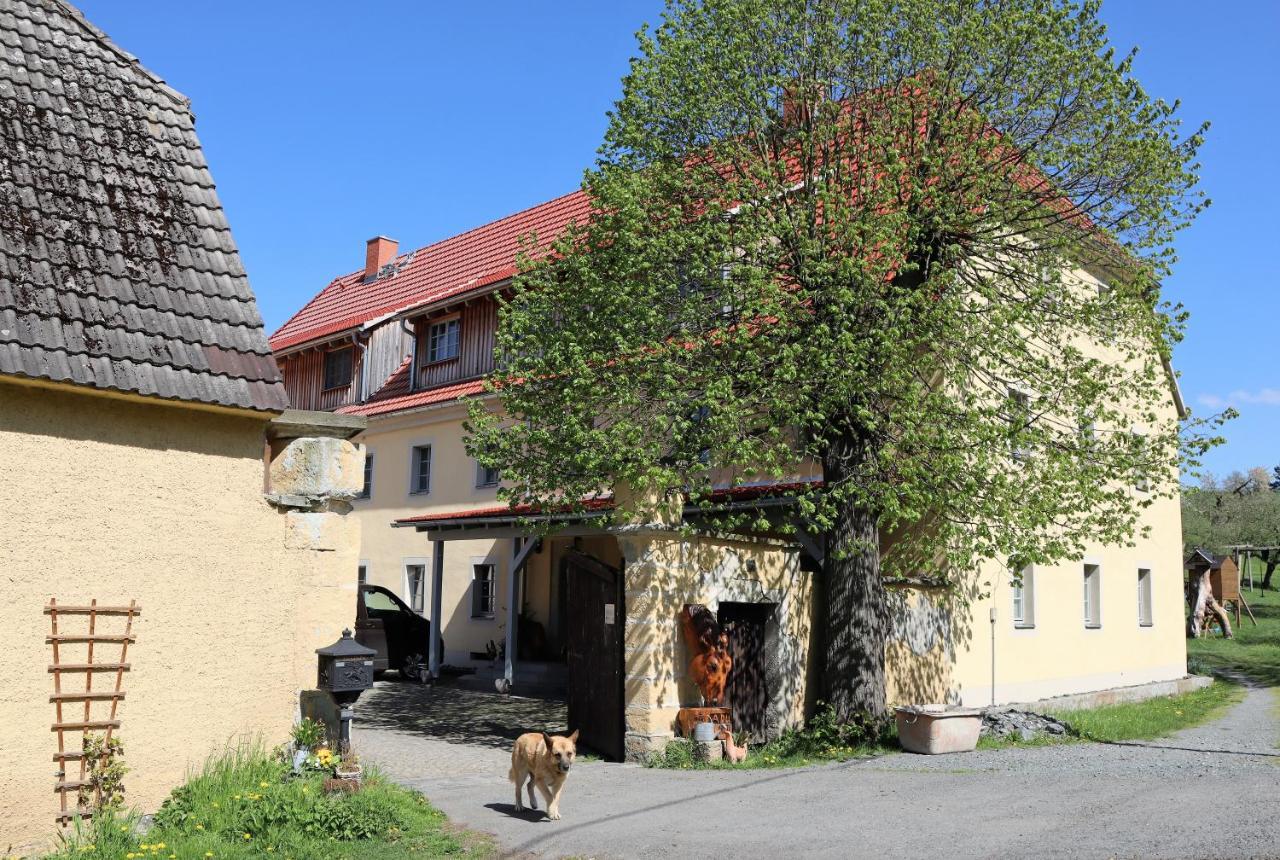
46,598,139,825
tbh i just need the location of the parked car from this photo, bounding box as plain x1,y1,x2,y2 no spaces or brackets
355,584,443,682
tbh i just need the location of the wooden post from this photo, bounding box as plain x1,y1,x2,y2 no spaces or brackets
428,540,444,680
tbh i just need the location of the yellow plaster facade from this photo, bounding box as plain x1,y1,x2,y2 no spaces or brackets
0,379,359,851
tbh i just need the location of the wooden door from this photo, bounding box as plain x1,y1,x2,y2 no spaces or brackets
564,550,624,760
718,602,775,742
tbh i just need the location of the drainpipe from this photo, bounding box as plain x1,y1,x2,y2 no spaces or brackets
989,606,997,707
403,320,418,393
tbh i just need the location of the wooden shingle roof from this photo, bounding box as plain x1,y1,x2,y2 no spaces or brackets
0,0,289,412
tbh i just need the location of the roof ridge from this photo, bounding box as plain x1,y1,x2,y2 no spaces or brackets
48,0,192,111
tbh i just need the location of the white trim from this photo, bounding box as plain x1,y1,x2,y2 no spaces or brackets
402,557,429,615
406,437,435,497
1137,562,1155,628
1082,560,1103,629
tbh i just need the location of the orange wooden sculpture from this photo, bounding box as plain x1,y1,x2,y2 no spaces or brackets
681,604,732,707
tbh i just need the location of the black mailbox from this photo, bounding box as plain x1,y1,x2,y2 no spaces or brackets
316,628,376,698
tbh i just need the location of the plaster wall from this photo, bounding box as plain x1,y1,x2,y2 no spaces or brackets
616,531,816,760
0,380,358,851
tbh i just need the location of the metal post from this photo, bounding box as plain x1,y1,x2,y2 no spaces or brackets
428,539,444,680
504,537,522,691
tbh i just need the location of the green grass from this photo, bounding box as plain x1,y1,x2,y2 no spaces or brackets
43,742,490,860
1187,579,1280,687
977,679,1244,749
645,704,896,770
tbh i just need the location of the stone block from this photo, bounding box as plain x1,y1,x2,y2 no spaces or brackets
270,436,364,500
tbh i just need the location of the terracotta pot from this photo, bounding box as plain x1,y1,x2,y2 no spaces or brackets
895,704,983,754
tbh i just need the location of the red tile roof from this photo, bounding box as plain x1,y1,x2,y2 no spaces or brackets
269,190,591,352
393,480,822,526
335,356,487,417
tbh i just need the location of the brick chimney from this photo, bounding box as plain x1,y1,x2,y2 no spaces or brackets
364,236,398,280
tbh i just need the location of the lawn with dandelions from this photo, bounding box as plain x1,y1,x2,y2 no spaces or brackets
44,742,490,860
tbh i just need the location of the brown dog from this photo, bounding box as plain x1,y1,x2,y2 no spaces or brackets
509,729,578,820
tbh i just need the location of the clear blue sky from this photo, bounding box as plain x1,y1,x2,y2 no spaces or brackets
75,1,1278,476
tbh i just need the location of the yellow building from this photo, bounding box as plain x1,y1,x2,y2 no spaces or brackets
0,1,362,848
272,198,1190,761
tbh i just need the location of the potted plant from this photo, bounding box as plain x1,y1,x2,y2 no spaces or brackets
334,742,363,785
290,717,327,772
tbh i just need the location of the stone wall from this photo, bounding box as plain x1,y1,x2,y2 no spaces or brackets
616,528,816,760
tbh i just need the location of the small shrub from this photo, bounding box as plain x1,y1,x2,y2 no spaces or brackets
646,738,695,768
78,733,128,812
290,717,328,749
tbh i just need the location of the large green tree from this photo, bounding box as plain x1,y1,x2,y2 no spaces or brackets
468,0,1220,720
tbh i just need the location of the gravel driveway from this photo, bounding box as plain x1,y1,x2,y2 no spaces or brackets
363,681,1279,859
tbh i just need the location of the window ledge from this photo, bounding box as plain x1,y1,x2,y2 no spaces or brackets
1084,623,1102,630
1139,622,1154,628
1013,623,1036,630
409,490,432,497
471,614,496,621
421,357,460,369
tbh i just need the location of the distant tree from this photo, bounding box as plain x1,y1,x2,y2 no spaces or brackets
1182,468,1280,590
469,0,1219,722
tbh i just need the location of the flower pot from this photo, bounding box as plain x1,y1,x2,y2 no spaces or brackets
334,765,363,785
291,747,311,773
895,704,983,754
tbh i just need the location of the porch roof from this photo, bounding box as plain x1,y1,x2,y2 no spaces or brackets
392,480,820,541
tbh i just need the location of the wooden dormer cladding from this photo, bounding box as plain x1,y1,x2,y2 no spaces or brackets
278,342,365,411
412,295,498,391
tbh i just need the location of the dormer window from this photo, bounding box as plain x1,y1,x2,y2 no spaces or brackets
427,318,460,363
322,346,354,391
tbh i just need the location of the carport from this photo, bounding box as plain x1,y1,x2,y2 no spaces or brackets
393,483,821,761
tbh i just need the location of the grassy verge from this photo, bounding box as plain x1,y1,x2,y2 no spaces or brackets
44,743,490,860
978,680,1244,749
1187,581,1280,687
646,704,896,770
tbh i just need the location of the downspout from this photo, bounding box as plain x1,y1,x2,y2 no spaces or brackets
403,319,418,393
351,332,367,402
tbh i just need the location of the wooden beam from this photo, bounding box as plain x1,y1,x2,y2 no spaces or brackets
793,529,825,566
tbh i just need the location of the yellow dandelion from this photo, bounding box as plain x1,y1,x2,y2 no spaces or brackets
260,781,270,788
195,824,204,831
243,833,252,840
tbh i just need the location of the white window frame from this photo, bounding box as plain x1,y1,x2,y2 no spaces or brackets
403,558,429,615
475,461,500,489
1083,562,1102,629
1012,564,1035,629
409,444,432,496
426,316,461,363
1138,566,1154,627
471,561,496,619
1006,384,1033,462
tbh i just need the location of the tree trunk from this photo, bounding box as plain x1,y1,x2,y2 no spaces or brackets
1262,553,1277,591
821,430,891,721
1185,569,1233,639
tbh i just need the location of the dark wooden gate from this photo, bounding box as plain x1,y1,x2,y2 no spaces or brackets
718,602,775,742
564,550,624,760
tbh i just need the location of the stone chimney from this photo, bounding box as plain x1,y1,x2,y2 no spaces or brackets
364,236,398,280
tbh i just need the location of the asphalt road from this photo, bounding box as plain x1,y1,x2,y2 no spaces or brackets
368,682,1280,859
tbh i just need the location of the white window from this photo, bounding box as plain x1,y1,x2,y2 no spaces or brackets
1007,386,1032,461
471,564,496,618
1138,568,1153,627
427,318,460,363
1012,565,1035,628
358,453,374,499
476,461,500,488
405,563,426,615
410,445,432,495
1083,563,1102,628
